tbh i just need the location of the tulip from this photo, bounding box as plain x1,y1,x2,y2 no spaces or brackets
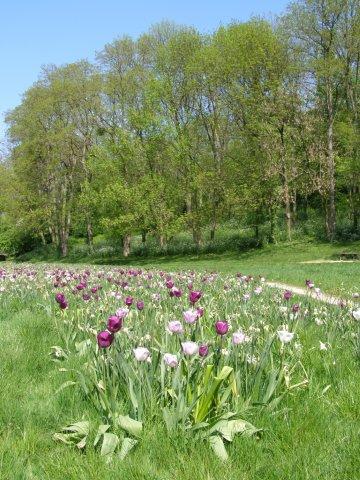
167,320,184,334
189,290,202,304
163,353,178,368
170,287,182,298
233,331,246,345
136,300,144,311
181,341,198,356
59,301,68,310
125,296,133,306
277,330,294,343
55,293,65,304
283,290,293,301
215,321,229,336
196,307,204,317
116,307,129,319
292,303,300,313
198,344,209,357
82,293,91,301
97,331,114,348
133,347,150,362
166,280,174,289
107,315,123,333
183,309,198,324
352,309,360,321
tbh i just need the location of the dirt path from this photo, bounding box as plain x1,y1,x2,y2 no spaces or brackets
266,281,350,306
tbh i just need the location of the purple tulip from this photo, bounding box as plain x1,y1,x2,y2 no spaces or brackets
189,290,202,305
107,315,123,333
166,280,174,289
170,287,182,298
82,293,91,301
292,303,300,313
55,293,65,304
136,300,144,311
215,321,229,336
76,283,85,291
125,296,133,306
199,344,209,357
97,331,114,348
196,307,204,317
59,301,68,310
283,290,293,301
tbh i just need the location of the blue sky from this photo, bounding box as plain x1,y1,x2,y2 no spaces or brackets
0,0,289,140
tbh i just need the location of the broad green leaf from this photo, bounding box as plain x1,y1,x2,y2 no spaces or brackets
118,437,138,460
216,419,261,442
94,424,110,447
62,421,90,435
100,433,119,456
116,415,143,438
209,435,228,461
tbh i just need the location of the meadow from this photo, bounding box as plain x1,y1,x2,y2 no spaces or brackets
0,262,359,479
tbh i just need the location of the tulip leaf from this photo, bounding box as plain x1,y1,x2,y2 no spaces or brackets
94,424,110,447
61,421,90,435
215,419,261,442
118,437,138,460
116,415,142,438
100,433,119,456
209,435,228,461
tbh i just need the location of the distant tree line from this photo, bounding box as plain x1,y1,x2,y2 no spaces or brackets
1,0,359,257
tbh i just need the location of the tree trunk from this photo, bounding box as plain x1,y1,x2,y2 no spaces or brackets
59,228,69,257
284,182,292,242
87,222,94,252
326,89,336,241
268,205,276,244
40,232,46,246
49,226,58,245
279,126,291,241
159,234,167,249
210,216,216,241
141,231,146,244
122,234,131,257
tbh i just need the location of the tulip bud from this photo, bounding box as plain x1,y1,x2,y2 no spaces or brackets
97,331,114,348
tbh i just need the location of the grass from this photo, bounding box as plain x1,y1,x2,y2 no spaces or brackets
17,239,360,296
0,265,359,479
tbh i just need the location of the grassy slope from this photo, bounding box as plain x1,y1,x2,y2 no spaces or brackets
0,274,359,479
19,240,360,296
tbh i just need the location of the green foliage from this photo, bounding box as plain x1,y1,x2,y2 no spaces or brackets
1,1,360,257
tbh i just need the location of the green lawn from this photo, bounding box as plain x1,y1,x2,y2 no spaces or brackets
0,263,359,479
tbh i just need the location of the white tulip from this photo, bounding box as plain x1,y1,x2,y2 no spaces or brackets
133,347,150,362
163,353,178,368
277,330,294,343
181,341,198,356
